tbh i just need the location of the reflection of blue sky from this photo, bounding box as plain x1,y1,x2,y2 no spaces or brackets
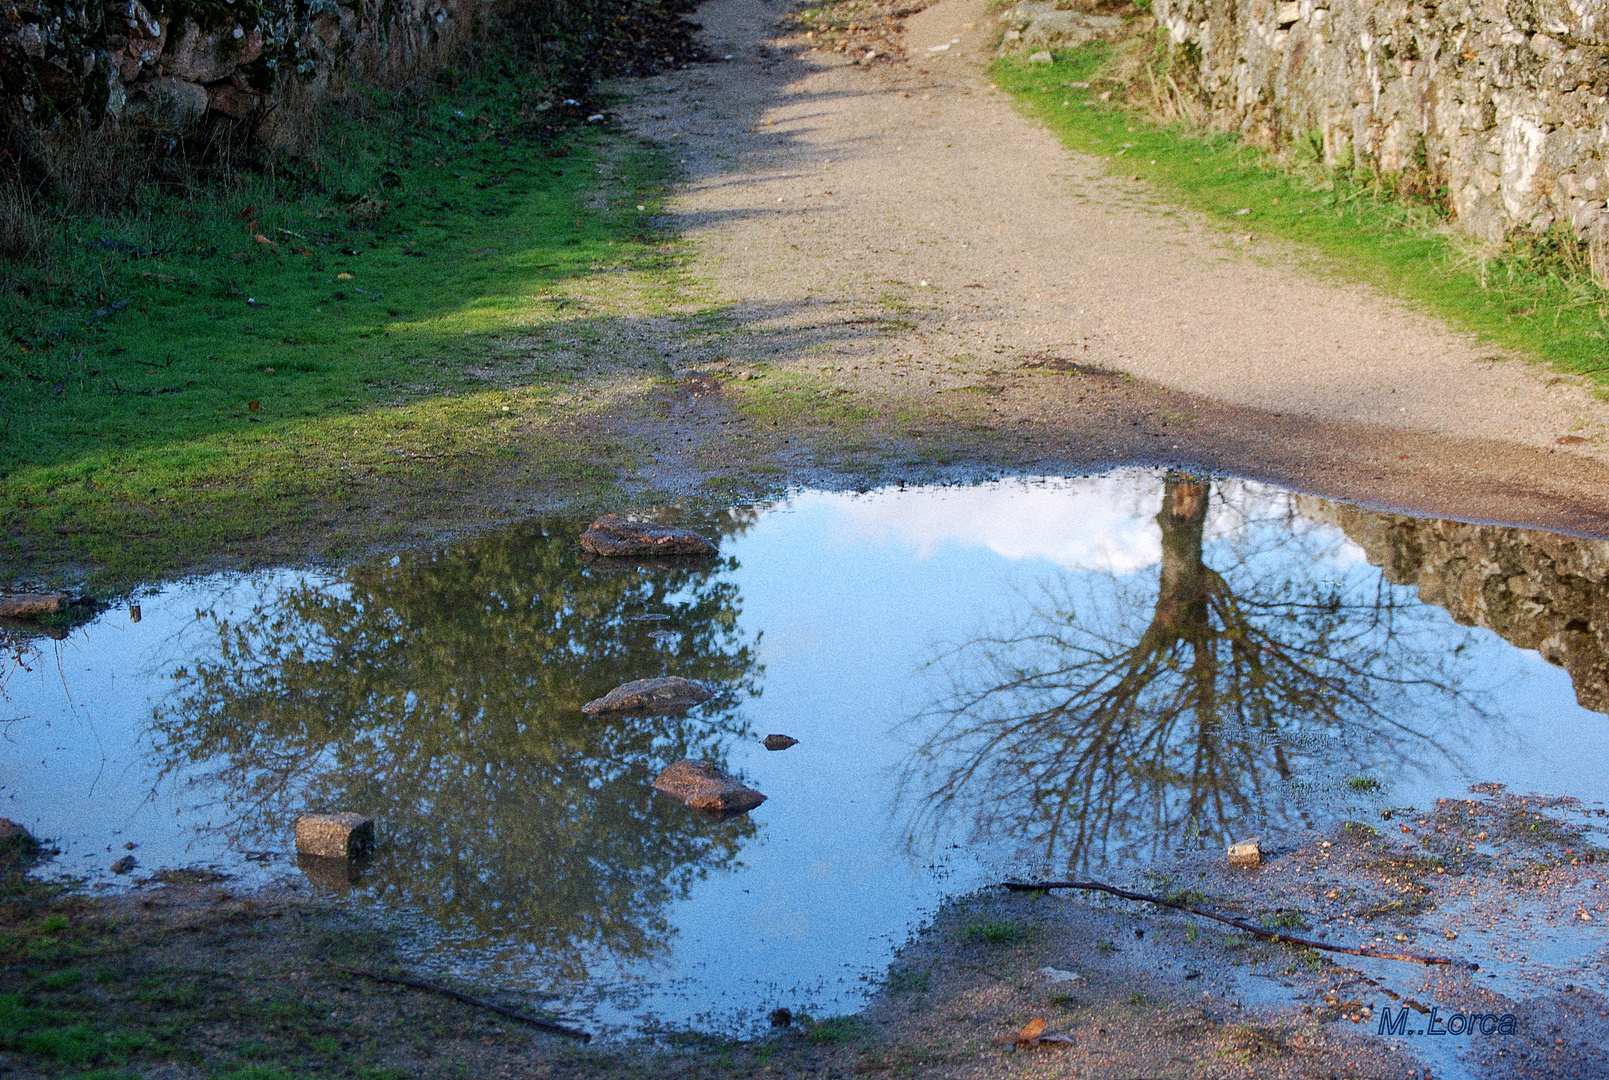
4,473,1609,1036
805,470,1372,576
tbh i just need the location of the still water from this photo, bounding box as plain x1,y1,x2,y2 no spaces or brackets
3,471,1608,1034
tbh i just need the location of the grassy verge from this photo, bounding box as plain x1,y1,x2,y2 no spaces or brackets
992,46,1609,383
0,61,690,591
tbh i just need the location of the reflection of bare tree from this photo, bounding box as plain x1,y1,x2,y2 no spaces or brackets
903,477,1494,874
0,629,35,707
153,518,762,978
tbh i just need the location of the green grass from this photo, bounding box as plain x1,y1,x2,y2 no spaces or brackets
803,1015,875,1046
992,48,1609,384
0,58,686,589
959,916,1030,946
0,992,148,1065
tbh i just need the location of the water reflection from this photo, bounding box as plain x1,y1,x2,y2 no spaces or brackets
901,477,1502,875
153,519,763,977
1319,505,1609,713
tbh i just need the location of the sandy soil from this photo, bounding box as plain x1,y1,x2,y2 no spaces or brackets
600,0,1609,538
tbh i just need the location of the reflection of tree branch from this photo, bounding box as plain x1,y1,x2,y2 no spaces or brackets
151,520,763,978
902,479,1499,874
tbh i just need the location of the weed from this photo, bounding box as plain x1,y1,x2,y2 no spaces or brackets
1184,925,1198,943
961,917,1029,946
804,1015,874,1046
1263,910,1308,931
1344,821,1379,839
1095,939,1117,954
1347,775,1382,793
886,966,930,994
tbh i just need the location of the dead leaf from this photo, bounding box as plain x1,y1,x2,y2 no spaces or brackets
1557,434,1588,445
140,271,176,283
253,233,279,248
1018,1019,1046,1042
337,272,356,280
248,401,261,411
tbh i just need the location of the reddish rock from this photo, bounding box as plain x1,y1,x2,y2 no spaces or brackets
653,760,766,813
580,515,717,558
0,593,68,618
208,82,257,119
581,676,713,716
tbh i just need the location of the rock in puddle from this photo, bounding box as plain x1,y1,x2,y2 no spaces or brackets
582,676,713,716
1227,837,1262,868
295,812,375,860
762,733,798,751
111,855,137,874
653,760,767,814
0,593,70,618
579,515,718,558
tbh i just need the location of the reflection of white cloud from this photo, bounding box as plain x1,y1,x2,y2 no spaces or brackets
793,473,1169,573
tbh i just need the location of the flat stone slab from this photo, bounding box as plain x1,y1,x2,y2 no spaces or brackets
653,759,767,813
0,593,68,618
295,812,375,860
580,515,718,558
582,676,714,716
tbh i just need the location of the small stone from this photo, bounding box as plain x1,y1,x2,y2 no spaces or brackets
111,855,137,874
653,759,767,813
1227,838,1261,868
295,812,375,860
770,1007,793,1028
582,676,714,716
762,733,798,751
579,515,717,558
1028,50,1053,64
0,593,68,618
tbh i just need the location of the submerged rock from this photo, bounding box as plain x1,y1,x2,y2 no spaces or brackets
653,760,767,813
111,855,137,874
0,593,68,618
579,515,718,558
582,676,714,716
762,734,798,751
295,813,375,860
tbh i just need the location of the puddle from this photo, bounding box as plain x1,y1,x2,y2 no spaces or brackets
4,470,1609,1037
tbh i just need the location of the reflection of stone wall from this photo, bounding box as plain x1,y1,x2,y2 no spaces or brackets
1151,0,1609,243
1308,500,1609,714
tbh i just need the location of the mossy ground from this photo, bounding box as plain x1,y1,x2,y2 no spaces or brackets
992,46,1609,383
0,60,698,591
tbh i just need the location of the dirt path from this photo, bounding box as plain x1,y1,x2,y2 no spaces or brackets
610,0,1609,535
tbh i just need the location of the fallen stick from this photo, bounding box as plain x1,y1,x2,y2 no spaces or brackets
999,880,1472,969
329,963,592,1041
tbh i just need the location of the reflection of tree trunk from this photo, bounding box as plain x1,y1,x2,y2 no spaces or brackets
1152,479,1212,640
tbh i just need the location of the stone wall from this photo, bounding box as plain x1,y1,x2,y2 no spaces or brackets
2,0,481,141
1150,0,1609,242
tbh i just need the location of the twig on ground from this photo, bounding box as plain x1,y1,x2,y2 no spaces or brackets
999,880,1472,968
328,963,592,1041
